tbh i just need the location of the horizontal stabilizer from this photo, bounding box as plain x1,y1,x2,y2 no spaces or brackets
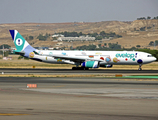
13,50,25,56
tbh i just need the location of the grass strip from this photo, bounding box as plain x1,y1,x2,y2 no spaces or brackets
124,76,158,79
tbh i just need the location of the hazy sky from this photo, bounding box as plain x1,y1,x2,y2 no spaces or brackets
0,0,157,24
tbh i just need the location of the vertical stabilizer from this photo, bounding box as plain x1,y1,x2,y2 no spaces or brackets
9,30,36,57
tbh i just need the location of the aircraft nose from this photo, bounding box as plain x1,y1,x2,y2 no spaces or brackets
153,57,157,61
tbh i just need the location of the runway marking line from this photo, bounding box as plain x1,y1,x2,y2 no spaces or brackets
0,113,29,116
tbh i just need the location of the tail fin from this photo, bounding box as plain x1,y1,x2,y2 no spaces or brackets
9,30,36,57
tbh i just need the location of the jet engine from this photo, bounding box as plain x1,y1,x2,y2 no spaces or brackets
81,61,99,68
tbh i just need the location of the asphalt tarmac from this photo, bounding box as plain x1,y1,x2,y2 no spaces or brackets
0,68,158,75
0,77,158,120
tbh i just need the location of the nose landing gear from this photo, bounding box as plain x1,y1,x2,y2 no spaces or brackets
138,64,142,71
137,59,143,71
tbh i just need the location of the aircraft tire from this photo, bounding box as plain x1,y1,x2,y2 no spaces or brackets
138,68,142,71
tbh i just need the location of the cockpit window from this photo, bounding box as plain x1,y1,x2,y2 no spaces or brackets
147,55,153,57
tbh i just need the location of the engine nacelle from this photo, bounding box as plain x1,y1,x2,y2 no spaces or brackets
100,64,113,68
81,61,99,68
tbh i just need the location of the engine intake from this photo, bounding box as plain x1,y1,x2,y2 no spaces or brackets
81,61,99,68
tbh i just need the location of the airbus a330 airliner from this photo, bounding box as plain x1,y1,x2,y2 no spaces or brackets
9,30,156,70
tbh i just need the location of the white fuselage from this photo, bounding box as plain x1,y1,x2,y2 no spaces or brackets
29,50,156,67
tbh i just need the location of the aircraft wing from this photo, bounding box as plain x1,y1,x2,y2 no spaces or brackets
51,55,103,62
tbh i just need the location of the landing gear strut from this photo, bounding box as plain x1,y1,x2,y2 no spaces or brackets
138,64,142,71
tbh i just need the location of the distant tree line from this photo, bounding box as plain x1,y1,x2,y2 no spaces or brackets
137,16,158,20
76,44,96,50
0,44,11,49
106,43,121,50
56,31,122,40
149,40,158,46
26,36,34,40
57,31,83,37
134,26,153,31
75,42,121,51
37,33,50,41
92,31,122,40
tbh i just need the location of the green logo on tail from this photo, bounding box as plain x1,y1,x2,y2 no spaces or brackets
14,32,25,51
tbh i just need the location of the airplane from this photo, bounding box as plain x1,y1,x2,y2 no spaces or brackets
9,30,156,71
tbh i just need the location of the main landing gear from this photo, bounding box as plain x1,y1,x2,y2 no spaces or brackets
138,64,142,71
72,67,89,70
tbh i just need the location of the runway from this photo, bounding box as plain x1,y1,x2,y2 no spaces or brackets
0,77,158,85
0,68,158,75
0,77,158,120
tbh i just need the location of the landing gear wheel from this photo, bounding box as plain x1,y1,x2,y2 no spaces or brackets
138,68,142,71
138,64,142,71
